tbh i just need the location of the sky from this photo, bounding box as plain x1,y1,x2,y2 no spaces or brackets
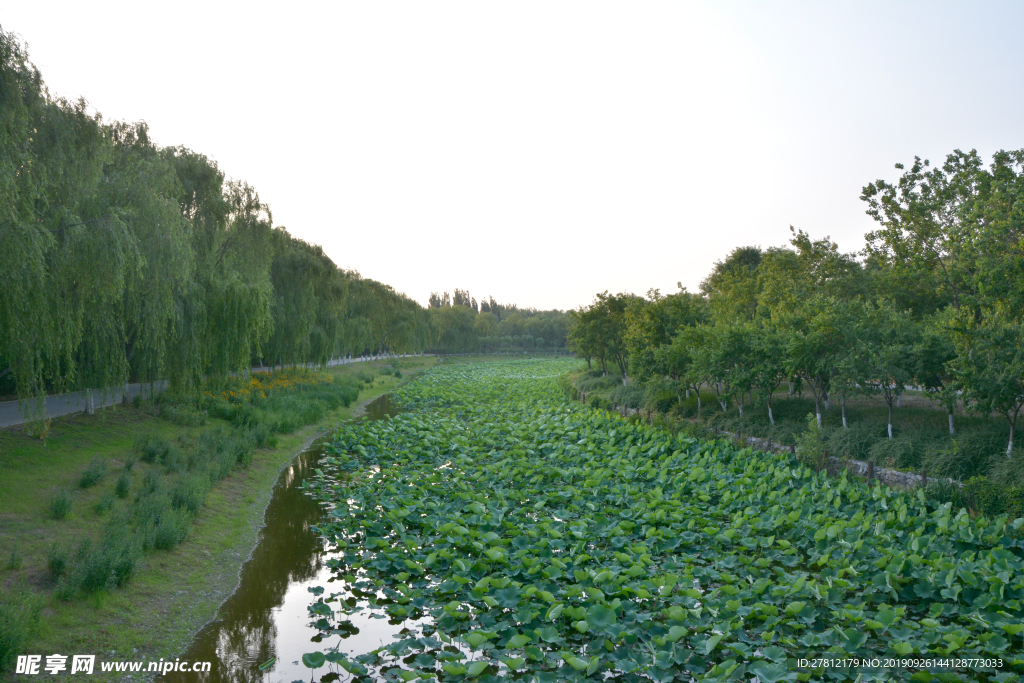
5,1,1024,310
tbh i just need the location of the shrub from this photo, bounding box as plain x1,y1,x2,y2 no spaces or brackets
140,469,163,496
158,402,208,427
56,530,141,599
123,453,137,471
59,539,108,596
171,474,210,514
0,584,42,674
924,432,1007,481
93,493,115,515
826,423,878,462
5,546,21,570
115,470,131,499
795,414,828,470
869,436,923,470
609,382,646,410
243,422,276,449
79,456,109,488
134,434,176,464
163,447,187,474
49,488,74,519
47,543,68,578
153,508,192,550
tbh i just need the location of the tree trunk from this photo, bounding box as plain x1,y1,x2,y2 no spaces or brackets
948,411,955,436
789,381,794,397
1008,417,1016,458
888,400,894,440
738,403,743,418
841,395,847,429
768,403,775,426
696,391,702,414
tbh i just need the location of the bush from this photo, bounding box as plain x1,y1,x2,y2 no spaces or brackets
79,456,109,488
869,436,923,470
924,432,1007,481
795,414,828,470
47,543,68,578
140,469,163,496
826,423,878,462
93,493,115,515
134,434,177,464
171,474,210,514
123,453,137,471
49,488,74,519
5,546,21,570
153,508,192,550
158,402,208,427
163,446,187,474
115,470,131,499
576,372,620,393
0,584,41,674
56,530,141,599
609,382,646,410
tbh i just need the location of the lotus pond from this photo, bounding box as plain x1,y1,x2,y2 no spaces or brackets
302,359,1024,682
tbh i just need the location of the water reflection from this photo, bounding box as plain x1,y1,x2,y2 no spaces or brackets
166,393,401,683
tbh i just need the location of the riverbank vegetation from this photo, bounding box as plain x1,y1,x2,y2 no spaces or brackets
0,29,568,407
304,359,1024,682
566,149,1024,518
0,358,425,675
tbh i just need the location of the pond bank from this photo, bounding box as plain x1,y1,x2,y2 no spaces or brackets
1,362,428,682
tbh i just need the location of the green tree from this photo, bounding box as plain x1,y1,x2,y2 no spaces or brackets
949,310,1024,457
861,301,920,440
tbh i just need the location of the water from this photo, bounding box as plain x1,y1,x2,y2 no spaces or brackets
166,393,402,683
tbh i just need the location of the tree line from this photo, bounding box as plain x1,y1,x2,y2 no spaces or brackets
0,30,566,401
426,290,569,354
568,149,1024,457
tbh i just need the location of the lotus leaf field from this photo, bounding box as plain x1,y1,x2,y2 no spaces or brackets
303,359,1024,683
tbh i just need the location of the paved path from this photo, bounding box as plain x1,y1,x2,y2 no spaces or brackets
0,353,426,429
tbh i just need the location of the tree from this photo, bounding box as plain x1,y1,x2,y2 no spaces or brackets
748,325,789,426
949,310,1024,457
861,301,920,440
914,314,959,435
861,151,984,312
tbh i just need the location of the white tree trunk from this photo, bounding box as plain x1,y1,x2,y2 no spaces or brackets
949,412,955,435
768,405,775,426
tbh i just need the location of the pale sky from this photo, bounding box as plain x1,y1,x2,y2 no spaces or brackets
5,2,1023,310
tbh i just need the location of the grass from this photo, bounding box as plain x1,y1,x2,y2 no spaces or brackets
0,357,435,679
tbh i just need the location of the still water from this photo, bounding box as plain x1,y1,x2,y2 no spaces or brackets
166,394,403,683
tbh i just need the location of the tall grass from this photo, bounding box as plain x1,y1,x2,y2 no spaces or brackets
0,584,41,673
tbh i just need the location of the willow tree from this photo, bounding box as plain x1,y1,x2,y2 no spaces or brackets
164,148,273,383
